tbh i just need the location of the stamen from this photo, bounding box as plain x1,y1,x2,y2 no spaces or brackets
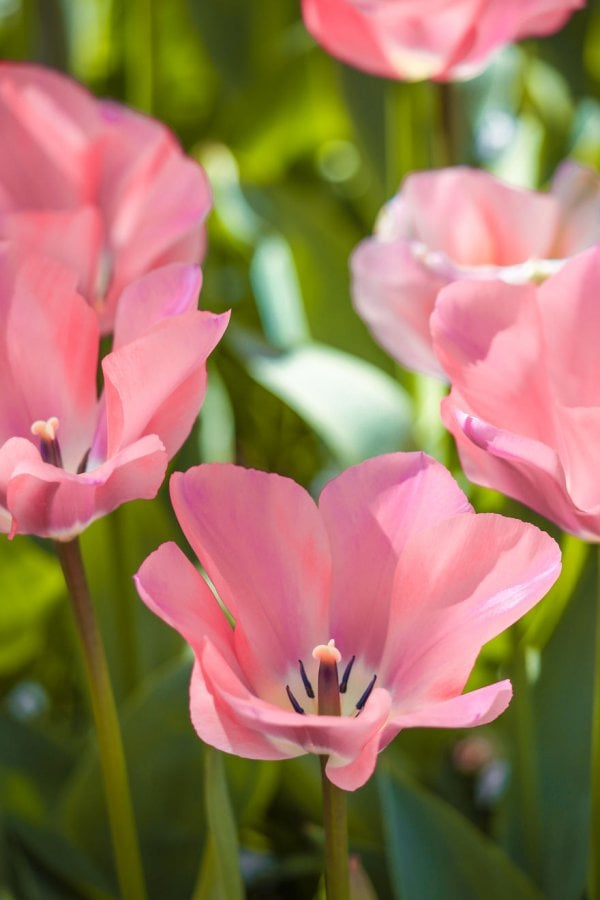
298,659,315,699
31,417,63,468
355,674,377,712
339,655,355,694
286,685,305,715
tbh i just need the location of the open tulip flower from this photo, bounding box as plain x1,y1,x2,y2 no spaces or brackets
352,162,600,378
432,245,600,540
0,62,211,332
135,453,560,790
0,250,229,541
301,0,584,82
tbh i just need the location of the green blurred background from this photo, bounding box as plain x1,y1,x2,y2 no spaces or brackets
0,0,599,897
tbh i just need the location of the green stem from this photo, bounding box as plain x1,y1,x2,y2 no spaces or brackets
510,626,543,885
320,760,350,900
109,509,140,695
55,538,147,900
588,545,600,900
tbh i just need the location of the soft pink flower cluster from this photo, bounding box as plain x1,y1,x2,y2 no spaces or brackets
301,0,584,81
2,57,569,789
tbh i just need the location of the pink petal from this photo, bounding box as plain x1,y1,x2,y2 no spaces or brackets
0,252,98,472
1,207,104,300
0,63,96,209
196,640,392,790
351,238,447,378
400,168,558,265
97,309,228,462
112,264,203,349
380,511,561,699
319,453,471,671
170,465,332,694
4,434,166,540
536,247,600,407
441,400,596,538
431,278,556,446
134,542,239,670
388,680,513,731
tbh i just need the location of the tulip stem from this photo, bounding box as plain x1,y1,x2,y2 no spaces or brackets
510,626,543,885
588,546,600,900
55,538,147,900
320,760,350,900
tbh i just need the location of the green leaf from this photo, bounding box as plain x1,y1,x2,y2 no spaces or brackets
377,768,542,900
192,747,244,900
232,333,412,466
250,234,310,349
0,538,63,676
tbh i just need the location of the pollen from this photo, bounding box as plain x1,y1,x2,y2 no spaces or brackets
312,638,342,665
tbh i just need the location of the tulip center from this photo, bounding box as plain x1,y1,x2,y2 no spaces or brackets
285,638,377,718
30,417,64,468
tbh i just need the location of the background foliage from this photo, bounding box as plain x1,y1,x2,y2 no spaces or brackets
0,0,599,897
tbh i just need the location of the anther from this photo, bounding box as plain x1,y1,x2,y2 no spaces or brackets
286,685,305,715
339,655,355,694
31,417,63,468
355,674,377,712
298,659,315,699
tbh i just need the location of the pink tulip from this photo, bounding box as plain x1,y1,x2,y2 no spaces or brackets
135,453,560,790
432,246,600,540
301,0,584,81
0,62,211,333
0,250,229,540
352,162,600,378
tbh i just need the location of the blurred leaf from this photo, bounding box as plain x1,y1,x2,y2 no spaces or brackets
0,713,74,810
192,747,243,900
523,535,589,649
250,234,310,349
0,538,63,676
64,657,205,900
231,332,412,467
5,815,113,899
198,364,236,463
378,768,542,900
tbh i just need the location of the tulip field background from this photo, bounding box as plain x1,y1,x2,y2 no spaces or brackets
1,1,600,898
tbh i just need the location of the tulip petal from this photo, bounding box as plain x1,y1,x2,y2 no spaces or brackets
0,252,98,471
389,680,512,731
320,453,472,670
351,238,447,378
134,542,239,672
97,309,229,462
170,465,332,693
112,264,203,349
5,434,166,540
381,512,560,698
432,278,556,445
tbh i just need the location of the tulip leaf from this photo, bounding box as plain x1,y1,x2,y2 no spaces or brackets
0,538,63,677
250,233,311,349
231,333,412,467
192,747,244,900
377,767,542,900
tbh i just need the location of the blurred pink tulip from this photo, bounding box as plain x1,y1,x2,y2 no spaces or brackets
352,162,600,377
301,0,584,81
0,251,228,540
0,62,211,333
135,453,559,790
432,246,600,540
